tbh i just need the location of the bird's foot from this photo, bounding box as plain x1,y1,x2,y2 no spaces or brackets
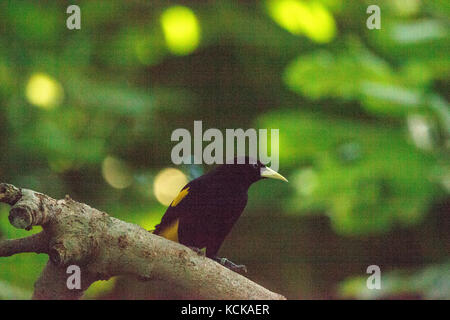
214,257,248,274
189,246,207,257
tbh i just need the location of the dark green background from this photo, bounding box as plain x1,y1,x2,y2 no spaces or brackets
0,0,448,299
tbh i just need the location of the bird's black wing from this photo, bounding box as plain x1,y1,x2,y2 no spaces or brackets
152,180,196,241
153,168,249,257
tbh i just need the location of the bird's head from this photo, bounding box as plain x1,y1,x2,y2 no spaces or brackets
217,156,288,187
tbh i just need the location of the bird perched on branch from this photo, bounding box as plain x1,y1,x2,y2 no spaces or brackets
153,157,288,273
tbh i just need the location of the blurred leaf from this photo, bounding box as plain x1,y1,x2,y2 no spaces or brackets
2,1,61,44
257,110,441,234
0,280,32,300
283,43,396,102
83,277,117,300
339,261,450,299
65,76,154,116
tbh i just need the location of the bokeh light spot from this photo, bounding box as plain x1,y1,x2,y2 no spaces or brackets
102,156,133,189
153,168,188,206
267,0,336,43
407,115,434,151
294,167,319,196
25,73,64,109
160,6,200,55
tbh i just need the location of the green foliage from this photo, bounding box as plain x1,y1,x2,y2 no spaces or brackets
340,261,450,300
0,0,448,299
258,110,441,234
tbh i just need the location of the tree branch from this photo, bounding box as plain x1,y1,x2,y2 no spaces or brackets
0,182,286,300
0,232,48,257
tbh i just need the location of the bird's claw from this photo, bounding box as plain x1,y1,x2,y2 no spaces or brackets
215,257,248,274
189,246,207,257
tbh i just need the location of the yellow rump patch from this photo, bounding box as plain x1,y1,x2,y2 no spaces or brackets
158,218,179,242
171,187,190,207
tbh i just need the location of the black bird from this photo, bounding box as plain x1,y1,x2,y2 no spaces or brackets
153,157,288,272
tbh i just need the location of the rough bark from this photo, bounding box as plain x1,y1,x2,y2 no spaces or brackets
0,183,286,300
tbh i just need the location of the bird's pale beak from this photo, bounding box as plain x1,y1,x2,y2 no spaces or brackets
260,167,288,182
